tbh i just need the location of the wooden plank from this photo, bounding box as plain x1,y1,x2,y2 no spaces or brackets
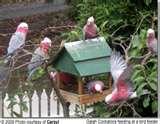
79,89,112,105
60,90,80,104
0,3,69,20
60,88,112,105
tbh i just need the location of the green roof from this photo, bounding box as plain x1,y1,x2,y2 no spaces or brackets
64,37,111,62
52,37,111,77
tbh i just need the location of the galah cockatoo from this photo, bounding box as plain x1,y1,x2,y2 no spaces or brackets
146,28,157,53
83,16,98,40
105,52,137,104
7,22,29,56
87,80,104,93
27,37,52,80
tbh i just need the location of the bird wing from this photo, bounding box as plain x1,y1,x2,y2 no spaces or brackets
110,51,127,83
152,38,157,53
28,48,47,72
7,33,25,55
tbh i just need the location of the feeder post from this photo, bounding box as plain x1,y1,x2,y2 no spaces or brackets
78,77,83,95
108,73,112,89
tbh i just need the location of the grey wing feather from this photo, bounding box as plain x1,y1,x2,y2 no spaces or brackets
28,54,44,73
7,33,25,55
152,38,157,53
28,48,48,73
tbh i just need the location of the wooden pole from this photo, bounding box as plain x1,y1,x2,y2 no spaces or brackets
46,70,70,117
78,78,83,95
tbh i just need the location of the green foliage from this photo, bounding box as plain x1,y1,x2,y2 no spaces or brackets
6,87,28,117
61,28,82,42
29,67,46,81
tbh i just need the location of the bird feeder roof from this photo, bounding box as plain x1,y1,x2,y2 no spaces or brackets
52,37,111,77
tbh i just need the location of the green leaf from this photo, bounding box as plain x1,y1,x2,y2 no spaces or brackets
143,96,150,108
131,70,143,80
136,83,147,95
133,76,145,83
100,20,108,31
132,35,139,48
144,0,152,6
147,58,157,64
133,64,144,70
151,101,158,113
148,82,157,91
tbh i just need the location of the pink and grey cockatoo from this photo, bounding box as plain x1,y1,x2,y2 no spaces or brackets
83,16,98,40
87,80,105,93
105,52,137,104
27,37,52,79
7,22,29,56
146,28,157,53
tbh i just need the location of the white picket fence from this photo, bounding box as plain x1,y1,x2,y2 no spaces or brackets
2,89,78,117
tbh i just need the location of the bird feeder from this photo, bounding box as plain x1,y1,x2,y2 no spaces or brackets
52,37,112,105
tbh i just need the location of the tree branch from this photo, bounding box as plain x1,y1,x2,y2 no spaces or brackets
45,67,70,117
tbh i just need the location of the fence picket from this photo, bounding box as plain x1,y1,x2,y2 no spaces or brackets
31,91,39,117
41,89,48,117
2,89,84,117
3,93,11,117
23,91,30,117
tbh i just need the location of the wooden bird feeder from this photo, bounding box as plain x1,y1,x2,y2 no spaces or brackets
52,37,112,105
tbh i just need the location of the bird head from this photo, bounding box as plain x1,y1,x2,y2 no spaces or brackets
16,22,29,34
94,83,103,93
40,37,52,54
87,16,95,26
147,28,155,39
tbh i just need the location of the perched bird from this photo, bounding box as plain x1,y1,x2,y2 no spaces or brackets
83,16,98,40
105,51,137,104
27,37,52,80
87,80,104,93
4,22,28,64
146,28,157,53
7,22,29,56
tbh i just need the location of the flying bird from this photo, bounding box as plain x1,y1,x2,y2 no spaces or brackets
83,16,98,40
146,28,157,53
27,37,52,80
105,51,137,104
